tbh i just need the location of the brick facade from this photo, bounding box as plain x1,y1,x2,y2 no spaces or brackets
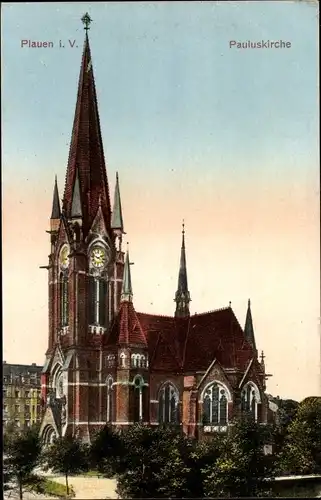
39,28,269,444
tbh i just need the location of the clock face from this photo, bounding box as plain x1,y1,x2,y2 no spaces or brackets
60,246,69,269
90,246,107,269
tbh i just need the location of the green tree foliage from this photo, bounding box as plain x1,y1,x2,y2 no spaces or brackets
111,424,203,498
273,398,299,455
277,396,321,475
3,425,43,500
90,424,225,499
89,424,124,476
43,434,89,495
202,417,274,498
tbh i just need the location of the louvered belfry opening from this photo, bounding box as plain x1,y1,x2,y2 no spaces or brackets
88,275,108,327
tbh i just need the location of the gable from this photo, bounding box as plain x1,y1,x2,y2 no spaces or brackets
50,344,65,374
239,358,264,394
197,358,233,400
88,204,110,240
55,218,71,256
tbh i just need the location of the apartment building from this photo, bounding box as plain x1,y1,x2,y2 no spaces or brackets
3,362,43,429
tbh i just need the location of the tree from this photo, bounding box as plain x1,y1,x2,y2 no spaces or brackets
89,424,124,476
277,396,321,475
3,425,43,500
114,424,200,499
273,398,299,456
202,417,274,498
43,434,89,496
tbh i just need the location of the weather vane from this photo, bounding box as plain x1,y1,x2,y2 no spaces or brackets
81,12,92,31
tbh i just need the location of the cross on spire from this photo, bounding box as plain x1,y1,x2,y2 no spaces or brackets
81,12,92,31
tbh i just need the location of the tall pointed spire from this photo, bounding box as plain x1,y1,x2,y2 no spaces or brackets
244,299,257,351
121,245,133,302
111,172,124,231
174,221,191,318
62,15,111,236
71,169,83,219
51,176,61,220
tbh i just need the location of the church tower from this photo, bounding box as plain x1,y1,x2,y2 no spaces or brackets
40,14,126,443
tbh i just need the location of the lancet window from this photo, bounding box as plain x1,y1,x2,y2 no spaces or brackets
106,376,113,423
241,382,260,421
158,383,179,424
88,276,108,326
202,382,228,425
60,273,69,327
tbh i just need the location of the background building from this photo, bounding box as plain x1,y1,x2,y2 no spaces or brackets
3,361,43,429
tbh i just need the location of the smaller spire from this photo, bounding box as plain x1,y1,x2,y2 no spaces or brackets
175,220,191,318
244,298,257,351
121,244,133,302
71,170,83,219
51,176,61,220
111,172,124,231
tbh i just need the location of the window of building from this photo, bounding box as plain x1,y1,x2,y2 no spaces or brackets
3,389,7,397
3,405,8,413
15,405,20,413
60,273,69,327
15,419,20,427
131,353,138,368
140,355,146,368
25,404,30,414
25,420,30,427
25,391,30,398
88,276,108,327
15,390,20,398
241,382,260,421
119,352,126,368
202,382,229,426
133,375,146,423
106,354,115,368
106,377,113,423
158,382,179,424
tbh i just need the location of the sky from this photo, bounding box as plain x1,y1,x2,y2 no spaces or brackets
2,1,320,402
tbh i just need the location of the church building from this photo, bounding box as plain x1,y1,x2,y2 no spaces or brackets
39,17,269,444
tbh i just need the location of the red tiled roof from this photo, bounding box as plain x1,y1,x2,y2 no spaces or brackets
62,34,111,236
106,301,147,347
107,305,253,372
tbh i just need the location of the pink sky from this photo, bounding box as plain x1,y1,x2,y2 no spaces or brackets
2,164,320,402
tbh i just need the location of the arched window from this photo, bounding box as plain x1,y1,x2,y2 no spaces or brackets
202,382,229,425
131,353,138,368
141,355,146,368
120,352,126,368
241,382,260,421
60,273,69,327
88,276,108,327
158,382,179,424
132,375,146,423
106,377,113,423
